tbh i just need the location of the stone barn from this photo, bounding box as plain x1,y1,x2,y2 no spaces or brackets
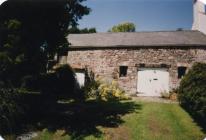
58,0,206,97
59,30,206,97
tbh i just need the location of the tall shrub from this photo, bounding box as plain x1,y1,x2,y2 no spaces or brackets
41,65,84,101
0,89,23,134
178,63,206,122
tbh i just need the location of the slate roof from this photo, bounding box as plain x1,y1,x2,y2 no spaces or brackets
67,30,206,48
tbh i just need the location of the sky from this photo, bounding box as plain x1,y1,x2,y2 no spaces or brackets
0,0,194,32
78,0,194,32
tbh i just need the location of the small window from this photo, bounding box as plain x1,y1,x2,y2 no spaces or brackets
178,67,187,79
119,66,128,77
161,64,167,68
139,63,145,68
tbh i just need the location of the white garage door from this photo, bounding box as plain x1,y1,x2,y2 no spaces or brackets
76,72,85,87
137,68,169,97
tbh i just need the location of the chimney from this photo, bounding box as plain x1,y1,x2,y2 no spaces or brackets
192,0,206,34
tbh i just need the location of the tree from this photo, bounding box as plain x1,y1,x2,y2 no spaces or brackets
0,0,90,87
0,0,90,73
0,1,90,134
0,19,23,87
109,22,136,32
68,27,96,34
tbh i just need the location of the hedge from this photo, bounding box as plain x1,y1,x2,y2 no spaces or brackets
178,63,206,123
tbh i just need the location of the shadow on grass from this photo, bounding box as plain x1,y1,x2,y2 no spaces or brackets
24,99,141,140
194,119,206,134
188,112,206,134
180,105,206,134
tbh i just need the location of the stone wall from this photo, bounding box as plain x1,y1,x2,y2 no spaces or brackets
66,47,206,94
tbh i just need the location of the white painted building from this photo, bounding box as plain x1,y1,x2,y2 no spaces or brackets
192,0,206,34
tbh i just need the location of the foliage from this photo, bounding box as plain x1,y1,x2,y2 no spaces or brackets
109,22,136,32
0,19,23,88
0,88,23,134
54,65,82,99
41,65,84,100
0,0,90,77
84,79,129,101
98,80,128,101
68,27,96,34
178,63,206,123
82,70,97,99
84,78,101,99
160,89,178,101
20,75,40,91
0,0,90,135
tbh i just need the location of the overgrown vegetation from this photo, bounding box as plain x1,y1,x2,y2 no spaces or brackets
160,89,178,101
84,78,129,101
178,63,206,126
0,89,23,134
41,65,84,101
98,80,129,101
0,0,90,136
0,64,84,135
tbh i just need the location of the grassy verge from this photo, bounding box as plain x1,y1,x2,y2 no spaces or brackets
29,100,206,140
125,102,205,140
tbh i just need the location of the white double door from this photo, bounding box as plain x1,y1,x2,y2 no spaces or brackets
137,68,169,97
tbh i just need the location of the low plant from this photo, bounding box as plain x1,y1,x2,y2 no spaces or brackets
169,88,178,101
83,78,101,99
160,91,170,99
97,80,128,101
84,79,129,101
160,89,178,101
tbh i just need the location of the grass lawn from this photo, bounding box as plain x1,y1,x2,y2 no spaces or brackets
125,102,205,140
31,101,205,140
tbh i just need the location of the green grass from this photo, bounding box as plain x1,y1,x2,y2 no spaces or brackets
32,101,205,140
125,102,205,140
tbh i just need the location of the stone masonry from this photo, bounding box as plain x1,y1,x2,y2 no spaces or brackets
66,47,206,94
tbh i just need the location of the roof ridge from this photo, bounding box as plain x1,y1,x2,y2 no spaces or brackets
68,30,200,35
68,30,206,48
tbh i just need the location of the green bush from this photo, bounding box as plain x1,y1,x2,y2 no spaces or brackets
41,64,84,101
84,79,129,101
178,63,206,122
55,65,76,95
98,80,129,101
20,75,40,91
83,78,101,99
0,88,23,134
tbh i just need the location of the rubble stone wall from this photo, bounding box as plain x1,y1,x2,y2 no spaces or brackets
66,47,206,94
